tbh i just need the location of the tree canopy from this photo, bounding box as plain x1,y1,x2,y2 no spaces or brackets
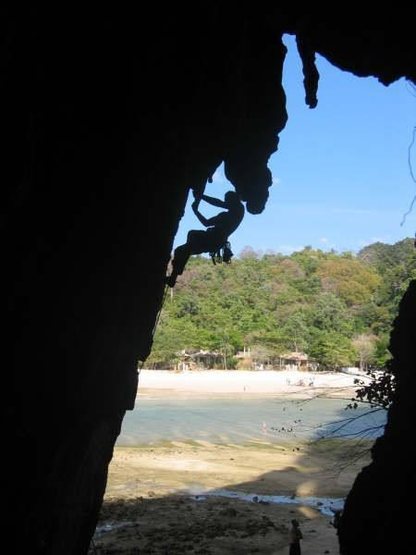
148,238,415,373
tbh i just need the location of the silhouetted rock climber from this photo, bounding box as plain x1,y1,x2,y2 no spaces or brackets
166,190,244,287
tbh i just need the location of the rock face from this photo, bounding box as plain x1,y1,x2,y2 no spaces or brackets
338,281,416,555
2,9,415,554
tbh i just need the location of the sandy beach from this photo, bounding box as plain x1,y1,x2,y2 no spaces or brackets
137,368,367,398
92,370,373,554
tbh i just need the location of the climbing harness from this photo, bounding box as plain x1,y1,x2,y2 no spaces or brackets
210,240,234,265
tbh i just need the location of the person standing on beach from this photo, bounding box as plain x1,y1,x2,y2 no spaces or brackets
289,519,303,555
331,509,342,535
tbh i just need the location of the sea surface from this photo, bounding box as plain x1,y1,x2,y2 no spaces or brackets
117,393,387,446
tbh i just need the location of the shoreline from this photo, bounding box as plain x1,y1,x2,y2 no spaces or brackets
95,370,373,552
106,439,366,500
95,372,374,552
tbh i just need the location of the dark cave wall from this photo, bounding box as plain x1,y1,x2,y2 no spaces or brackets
2,9,415,554
3,13,290,553
3,17,189,553
339,281,416,555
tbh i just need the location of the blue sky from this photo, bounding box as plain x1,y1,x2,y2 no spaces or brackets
174,34,416,257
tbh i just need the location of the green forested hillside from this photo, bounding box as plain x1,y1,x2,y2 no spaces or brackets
148,239,416,370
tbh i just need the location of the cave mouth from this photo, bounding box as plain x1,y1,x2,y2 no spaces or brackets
3,13,415,555
116,36,415,552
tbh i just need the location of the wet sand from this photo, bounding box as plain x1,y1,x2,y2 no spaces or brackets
93,438,371,553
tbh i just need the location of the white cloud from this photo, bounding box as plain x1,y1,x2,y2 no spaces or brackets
275,244,305,255
319,237,338,250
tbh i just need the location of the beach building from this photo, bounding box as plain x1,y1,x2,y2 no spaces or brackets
278,351,314,371
235,348,316,371
176,349,223,371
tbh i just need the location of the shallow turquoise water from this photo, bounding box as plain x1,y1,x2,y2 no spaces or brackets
117,394,386,446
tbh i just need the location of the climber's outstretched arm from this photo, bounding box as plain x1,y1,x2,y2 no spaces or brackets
192,199,213,227
201,194,226,208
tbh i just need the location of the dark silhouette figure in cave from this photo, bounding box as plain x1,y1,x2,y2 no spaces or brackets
166,190,244,287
